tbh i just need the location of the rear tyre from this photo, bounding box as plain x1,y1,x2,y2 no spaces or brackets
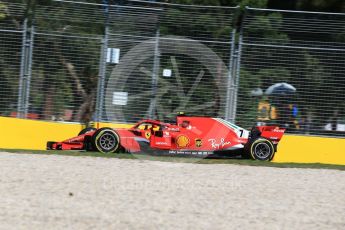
92,128,120,153
247,138,275,161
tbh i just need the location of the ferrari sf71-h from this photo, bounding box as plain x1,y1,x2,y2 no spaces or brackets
47,116,285,161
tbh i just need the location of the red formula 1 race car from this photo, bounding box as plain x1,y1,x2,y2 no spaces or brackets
47,116,285,161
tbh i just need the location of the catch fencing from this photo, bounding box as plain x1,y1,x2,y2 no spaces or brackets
237,8,345,136
0,2,25,118
0,0,237,124
0,0,345,137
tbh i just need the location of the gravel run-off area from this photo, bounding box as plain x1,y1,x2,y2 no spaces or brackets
0,151,344,230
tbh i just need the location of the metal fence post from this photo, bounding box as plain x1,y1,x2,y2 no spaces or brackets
231,34,243,123
95,1,110,122
231,7,247,123
225,29,236,121
17,18,34,119
149,27,160,119
95,28,108,122
17,19,28,118
23,23,34,117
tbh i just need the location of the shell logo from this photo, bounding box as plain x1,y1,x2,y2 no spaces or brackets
176,135,190,148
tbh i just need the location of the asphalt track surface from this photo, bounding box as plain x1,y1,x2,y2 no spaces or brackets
0,151,344,230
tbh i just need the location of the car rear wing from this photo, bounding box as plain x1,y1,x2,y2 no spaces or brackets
251,126,286,144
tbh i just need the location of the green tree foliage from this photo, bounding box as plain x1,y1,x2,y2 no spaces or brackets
0,2,6,19
165,0,267,8
296,0,345,12
0,1,23,115
245,12,288,40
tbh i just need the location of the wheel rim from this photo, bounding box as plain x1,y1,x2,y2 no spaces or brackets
99,133,117,151
254,142,271,159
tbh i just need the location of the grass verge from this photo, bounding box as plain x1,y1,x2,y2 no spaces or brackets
1,148,345,171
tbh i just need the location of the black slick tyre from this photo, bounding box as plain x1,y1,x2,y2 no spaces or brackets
78,127,97,136
46,141,57,150
248,138,275,161
92,127,120,153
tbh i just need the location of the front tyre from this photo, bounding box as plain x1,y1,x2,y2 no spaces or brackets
92,128,120,153
78,127,97,136
248,138,275,161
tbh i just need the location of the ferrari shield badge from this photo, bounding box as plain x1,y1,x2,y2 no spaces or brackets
145,131,151,139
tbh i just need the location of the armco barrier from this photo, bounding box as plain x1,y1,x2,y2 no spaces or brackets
0,116,344,165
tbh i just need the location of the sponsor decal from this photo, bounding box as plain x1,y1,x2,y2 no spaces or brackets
208,138,231,149
156,142,168,145
168,150,212,156
273,128,284,133
164,131,170,136
145,131,151,139
176,135,190,148
195,138,202,147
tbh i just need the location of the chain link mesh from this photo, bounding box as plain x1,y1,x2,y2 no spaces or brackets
237,8,345,136
1,0,345,137
104,2,236,123
0,1,25,117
